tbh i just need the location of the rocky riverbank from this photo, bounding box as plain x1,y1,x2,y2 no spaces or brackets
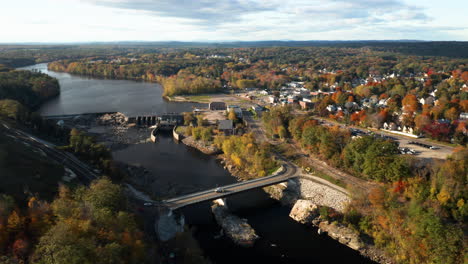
264,178,395,264
181,136,221,155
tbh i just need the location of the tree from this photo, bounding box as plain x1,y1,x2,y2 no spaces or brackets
83,178,122,211
183,112,195,126
444,107,460,121
0,100,27,121
278,125,287,139
228,110,237,122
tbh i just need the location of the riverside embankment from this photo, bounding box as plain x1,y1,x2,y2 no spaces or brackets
264,176,394,264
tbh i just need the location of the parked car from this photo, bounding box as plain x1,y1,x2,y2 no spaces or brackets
143,202,153,206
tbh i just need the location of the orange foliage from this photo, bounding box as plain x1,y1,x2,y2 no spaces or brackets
369,188,385,208
460,100,468,112
461,71,468,82
402,94,418,113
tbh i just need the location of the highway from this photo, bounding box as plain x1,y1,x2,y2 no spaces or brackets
1,122,98,184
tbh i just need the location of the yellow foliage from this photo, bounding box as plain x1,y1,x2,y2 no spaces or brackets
436,187,451,205
231,154,242,167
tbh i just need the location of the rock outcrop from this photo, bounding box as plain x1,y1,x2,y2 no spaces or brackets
318,221,362,250
182,136,220,155
211,200,259,247
264,176,350,212
289,199,319,224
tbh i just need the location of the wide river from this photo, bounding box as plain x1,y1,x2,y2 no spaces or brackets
20,64,375,264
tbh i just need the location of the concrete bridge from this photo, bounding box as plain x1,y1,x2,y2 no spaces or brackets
162,162,298,210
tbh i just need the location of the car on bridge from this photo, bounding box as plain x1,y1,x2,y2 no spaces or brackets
215,187,226,193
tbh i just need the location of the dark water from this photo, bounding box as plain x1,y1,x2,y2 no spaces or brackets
112,132,237,197
22,64,376,264
19,63,203,116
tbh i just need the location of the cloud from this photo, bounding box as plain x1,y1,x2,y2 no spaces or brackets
86,0,276,25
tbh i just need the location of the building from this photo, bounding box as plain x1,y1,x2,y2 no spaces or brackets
218,120,234,135
251,105,263,115
268,96,278,104
227,105,243,119
299,101,313,110
209,101,227,111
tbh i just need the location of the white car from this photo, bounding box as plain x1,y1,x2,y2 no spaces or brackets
215,187,225,193
143,202,153,206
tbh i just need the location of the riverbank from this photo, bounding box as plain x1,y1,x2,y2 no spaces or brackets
264,179,395,264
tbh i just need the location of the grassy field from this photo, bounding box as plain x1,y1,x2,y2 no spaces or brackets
167,93,252,106
0,130,64,203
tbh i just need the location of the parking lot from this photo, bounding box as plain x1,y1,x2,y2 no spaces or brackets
397,138,453,159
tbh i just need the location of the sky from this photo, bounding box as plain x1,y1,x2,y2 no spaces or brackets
1,0,467,43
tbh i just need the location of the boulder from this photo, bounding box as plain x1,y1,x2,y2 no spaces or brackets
289,199,319,224
211,202,259,247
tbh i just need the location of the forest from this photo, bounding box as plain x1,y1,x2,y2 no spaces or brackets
345,149,467,264
0,178,152,264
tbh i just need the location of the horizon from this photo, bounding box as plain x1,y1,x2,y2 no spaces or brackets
2,40,467,45
2,0,467,43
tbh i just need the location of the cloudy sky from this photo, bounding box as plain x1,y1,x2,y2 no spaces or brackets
1,0,467,42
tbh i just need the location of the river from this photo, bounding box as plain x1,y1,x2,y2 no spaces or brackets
19,63,200,116
20,64,376,264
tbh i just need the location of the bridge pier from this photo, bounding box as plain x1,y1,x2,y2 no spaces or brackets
214,198,228,209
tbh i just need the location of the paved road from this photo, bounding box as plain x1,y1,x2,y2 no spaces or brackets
244,111,378,192
314,117,454,159
163,162,298,210
1,122,98,184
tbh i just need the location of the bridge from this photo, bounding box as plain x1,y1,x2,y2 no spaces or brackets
162,162,298,210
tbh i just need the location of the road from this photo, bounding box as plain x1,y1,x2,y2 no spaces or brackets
163,162,298,210
314,117,454,159
244,111,378,192
1,121,98,184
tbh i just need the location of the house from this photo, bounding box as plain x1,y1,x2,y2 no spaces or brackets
227,105,243,119
326,105,337,112
218,120,234,135
209,101,227,111
299,100,313,110
402,126,414,134
268,96,278,104
344,101,358,111
383,122,397,131
419,96,435,106
287,96,298,104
